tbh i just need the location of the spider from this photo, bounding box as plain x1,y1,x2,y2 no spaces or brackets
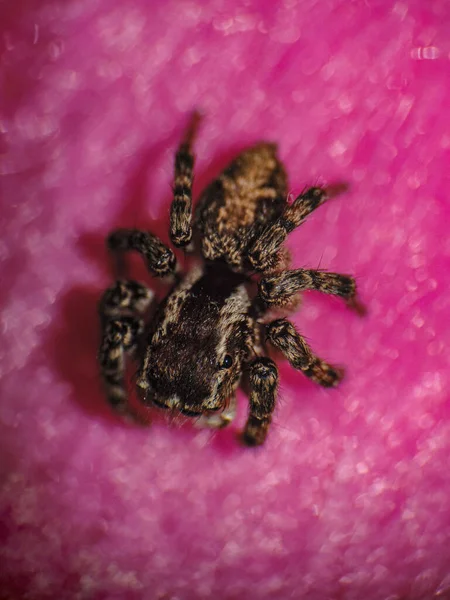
98,114,364,445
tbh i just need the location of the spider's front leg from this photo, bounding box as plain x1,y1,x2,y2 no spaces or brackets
103,226,175,413
108,229,177,277
258,269,365,314
266,318,343,387
98,281,153,414
242,357,279,446
247,184,345,273
170,112,201,248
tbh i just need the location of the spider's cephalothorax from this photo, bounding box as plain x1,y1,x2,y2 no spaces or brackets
98,114,364,445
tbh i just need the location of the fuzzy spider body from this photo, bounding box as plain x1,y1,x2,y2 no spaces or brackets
137,264,251,417
98,115,364,445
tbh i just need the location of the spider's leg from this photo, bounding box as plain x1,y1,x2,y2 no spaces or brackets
266,318,343,387
100,280,154,319
108,229,176,278
258,269,365,314
98,316,143,412
247,185,343,272
98,281,153,413
170,111,201,248
242,357,279,446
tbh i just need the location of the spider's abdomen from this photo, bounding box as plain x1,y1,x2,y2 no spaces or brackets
195,143,287,271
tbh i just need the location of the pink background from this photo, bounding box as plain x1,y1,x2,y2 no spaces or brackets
2,1,450,598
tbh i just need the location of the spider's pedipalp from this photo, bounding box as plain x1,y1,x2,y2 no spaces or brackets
196,394,237,429
266,318,343,387
242,357,279,446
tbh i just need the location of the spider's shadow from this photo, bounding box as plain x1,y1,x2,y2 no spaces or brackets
49,132,251,447
48,136,173,426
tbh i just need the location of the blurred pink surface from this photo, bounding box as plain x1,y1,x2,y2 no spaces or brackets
2,1,450,598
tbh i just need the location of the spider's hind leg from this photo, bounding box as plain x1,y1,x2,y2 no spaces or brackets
247,184,345,273
266,318,343,388
98,281,153,414
170,112,201,249
258,269,365,314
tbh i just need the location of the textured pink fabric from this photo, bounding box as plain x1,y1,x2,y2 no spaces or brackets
2,1,450,598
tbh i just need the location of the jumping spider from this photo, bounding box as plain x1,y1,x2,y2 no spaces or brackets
98,114,364,445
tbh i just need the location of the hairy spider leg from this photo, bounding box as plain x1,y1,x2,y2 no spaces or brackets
98,281,153,412
258,269,365,314
108,229,177,277
243,357,279,446
170,111,201,248
100,228,175,414
247,185,343,273
266,318,343,387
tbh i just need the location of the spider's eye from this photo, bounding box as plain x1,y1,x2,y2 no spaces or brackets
221,355,233,369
